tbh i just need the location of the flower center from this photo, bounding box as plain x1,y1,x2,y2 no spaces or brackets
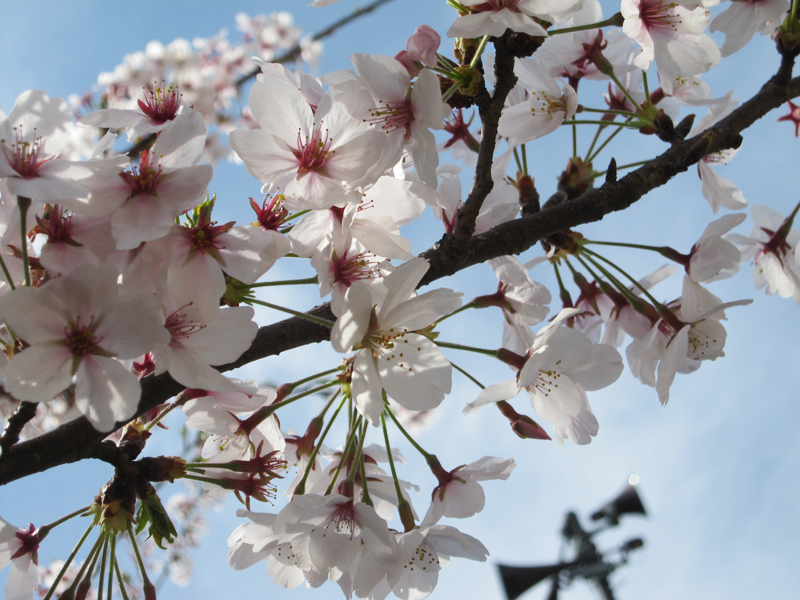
293,126,334,173
366,101,414,139
138,84,182,123
638,0,681,32
165,306,205,340
11,524,40,561
332,249,381,288
251,194,288,231
65,318,101,356
327,500,357,539
1,125,47,178
120,150,162,195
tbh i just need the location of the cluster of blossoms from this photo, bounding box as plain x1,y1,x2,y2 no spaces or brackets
70,11,320,164
1,1,800,599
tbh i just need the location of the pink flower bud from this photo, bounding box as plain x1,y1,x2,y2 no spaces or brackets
406,24,440,67
394,51,420,78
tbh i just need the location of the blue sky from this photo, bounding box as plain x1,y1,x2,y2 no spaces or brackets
1,1,799,599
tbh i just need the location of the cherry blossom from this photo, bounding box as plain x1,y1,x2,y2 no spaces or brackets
406,25,441,68
3,264,166,431
727,204,800,303
498,58,578,143
331,258,462,425
465,309,623,444
0,91,125,207
621,0,721,76
84,108,213,249
350,53,450,189
447,0,585,39
0,517,39,600
710,0,789,57
229,75,391,210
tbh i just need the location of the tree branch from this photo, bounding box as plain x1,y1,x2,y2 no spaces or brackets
449,33,518,247
0,65,797,487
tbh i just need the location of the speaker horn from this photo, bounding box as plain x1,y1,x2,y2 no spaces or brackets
497,563,569,600
591,485,647,524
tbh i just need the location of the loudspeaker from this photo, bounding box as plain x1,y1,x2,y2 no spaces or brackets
497,563,568,600
591,485,647,524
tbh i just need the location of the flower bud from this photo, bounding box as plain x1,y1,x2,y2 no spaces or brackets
406,25,440,67
394,51,421,78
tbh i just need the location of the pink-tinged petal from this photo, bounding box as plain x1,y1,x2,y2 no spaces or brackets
378,334,450,410
323,129,392,187
167,251,227,325
353,503,398,563
351,53,410,105
151,109,206,169
460,456,515,481
381,289,461,332
6,169,89,203
7,90,72,157
408,125,439,190
40,241,99,276
248,227,291,271
698,160,747,213
6,344,74,402
96,295,166,359
309,525,361,581
48,263,119,317
379,258,429,317
229,129,299,184
447,13,507,38
284,171,347,211
75,356,142,431
79,108,145,130
184,397,240,435
111,193,178,250
350,221,414,260
155,164,213,214
5,558,38,600
181,306,257,366
494,10,550,37
3,287,72,343
248,78,313,143
463,379,521,414
571,344,624,391
425,525,488,561
216,228,267,284
411,69,449,131
332,284,373,353
166,343,235,392
288,211,335,257
351,350,385,426
439,480,485,518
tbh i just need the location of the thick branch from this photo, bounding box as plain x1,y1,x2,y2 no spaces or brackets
450,33,518,247
0,66,797,487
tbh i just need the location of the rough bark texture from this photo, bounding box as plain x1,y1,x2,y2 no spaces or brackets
0,57,797,487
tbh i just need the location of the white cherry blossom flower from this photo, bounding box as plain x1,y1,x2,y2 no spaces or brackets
152,303,258,393
85,109,213,249
3,264,166,431
0,90,125,207
465,308,623,444
447,0,585,39
711,0,789,57
350,53,450,189
229,75,391,210
331,258,462,426
498,58,578,143
0,516,39,600
621,0,721,76
727,204,800,302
